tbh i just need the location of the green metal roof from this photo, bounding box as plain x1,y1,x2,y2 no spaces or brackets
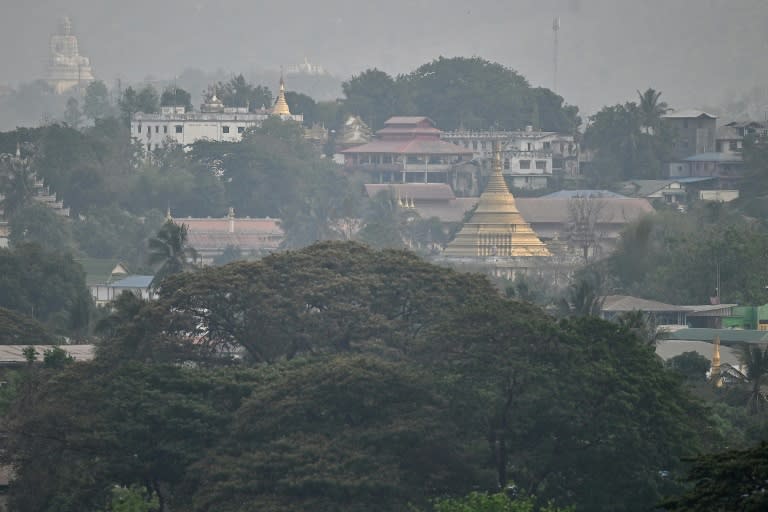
665,328,768,345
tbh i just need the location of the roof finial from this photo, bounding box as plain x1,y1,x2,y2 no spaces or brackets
15,142,20,158
166,206,173,221
711,335,723,387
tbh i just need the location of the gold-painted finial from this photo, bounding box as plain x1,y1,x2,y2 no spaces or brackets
711,336,723,387
272,69,292,116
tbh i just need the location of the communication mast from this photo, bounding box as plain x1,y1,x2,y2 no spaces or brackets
552,16,560,93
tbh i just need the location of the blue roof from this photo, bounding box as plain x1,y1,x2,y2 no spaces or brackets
111,275,154,288
683,152,742,162
673,177,717,183
542,189,628,199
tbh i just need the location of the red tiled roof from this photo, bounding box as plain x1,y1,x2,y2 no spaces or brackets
180,217,284,252
341,137,473,155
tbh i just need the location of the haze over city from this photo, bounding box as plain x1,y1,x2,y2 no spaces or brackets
3,0,768,114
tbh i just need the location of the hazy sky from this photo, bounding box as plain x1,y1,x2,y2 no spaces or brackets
3,0,768,114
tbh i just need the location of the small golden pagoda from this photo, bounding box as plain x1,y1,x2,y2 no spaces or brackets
710,335,723,387
272,74,292,116
444,141,550,258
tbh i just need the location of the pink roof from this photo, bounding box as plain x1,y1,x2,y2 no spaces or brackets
180,217,282,233
364,183,456,201
341,137,473,155
180,217,284,252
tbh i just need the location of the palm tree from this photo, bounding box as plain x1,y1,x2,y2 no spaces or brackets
637,88,668,134
740,344,768,415
148,220,198,289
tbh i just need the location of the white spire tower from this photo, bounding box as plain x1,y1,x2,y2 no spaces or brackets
552,16,560,93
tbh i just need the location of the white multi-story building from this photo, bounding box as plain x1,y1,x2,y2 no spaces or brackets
131,77,303,151
441,127,578,190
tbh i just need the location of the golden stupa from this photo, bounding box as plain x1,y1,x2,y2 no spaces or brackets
444,141,551,258
272,74,292,116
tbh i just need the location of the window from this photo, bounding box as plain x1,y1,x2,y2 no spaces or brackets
504,158,510,170
729,141,738,151
683,120,689,128
237,126,245,134
526,142,532,151
472,141,478,150
535,161,547,171
155,126,159,133
175,125,183,133
147,143,151,152
147,126,151,134
163,125,168,134
137,124,142,133
222,126,230,134
543,141,551,149
519,160,531,170
481,141,486,150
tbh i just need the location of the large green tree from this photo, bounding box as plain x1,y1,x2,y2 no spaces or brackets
83,80,113,120
160,86,192,112
661,442,768,511
341,68,403,129
582,89,674,184
0,243,91,335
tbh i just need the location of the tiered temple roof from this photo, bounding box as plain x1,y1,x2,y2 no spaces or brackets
444,142,550,258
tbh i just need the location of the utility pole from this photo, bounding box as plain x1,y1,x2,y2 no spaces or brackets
552,16,560,94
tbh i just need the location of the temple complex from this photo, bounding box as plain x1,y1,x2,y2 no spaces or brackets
341,116,478,194
444,141,550,259
131,77,302,151
46,17,95,94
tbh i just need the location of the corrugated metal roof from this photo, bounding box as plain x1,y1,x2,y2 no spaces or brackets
0,345,95,363
666,328,768,344
111,275,154,288
542,190,627,199
663,109,717,119
602,295,689,313
683,152,743,162
656,340,740,366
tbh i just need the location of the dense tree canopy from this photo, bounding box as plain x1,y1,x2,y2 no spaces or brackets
341,58,579,132
604,204,768,305
11,242,704,512
0,243,90,335
582,89,674,184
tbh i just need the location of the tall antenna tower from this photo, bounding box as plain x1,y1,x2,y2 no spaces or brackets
552,16,560,93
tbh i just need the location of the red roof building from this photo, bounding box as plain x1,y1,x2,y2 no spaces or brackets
341,117,475,192
174,209,283,264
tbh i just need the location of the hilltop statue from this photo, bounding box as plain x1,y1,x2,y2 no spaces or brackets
46,16,95,94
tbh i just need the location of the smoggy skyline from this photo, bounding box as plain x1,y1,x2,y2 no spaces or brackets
2,0,768,115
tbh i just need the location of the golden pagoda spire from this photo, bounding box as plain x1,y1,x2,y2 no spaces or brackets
444,140,550,258
272,70,292,116
711,335,723,387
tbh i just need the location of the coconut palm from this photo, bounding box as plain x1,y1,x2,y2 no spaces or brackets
148,220,198,289
637,88,668,134
740,343,768,415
